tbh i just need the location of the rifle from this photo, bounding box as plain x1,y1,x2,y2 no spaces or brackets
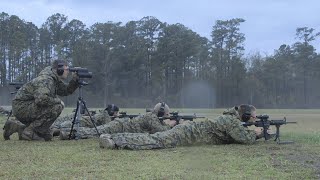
9,82,24,95
112,111,140,120
242,115,297,144
159,111,205,124
72,108,96,116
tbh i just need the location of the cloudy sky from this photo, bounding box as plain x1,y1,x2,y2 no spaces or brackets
1,0,319,55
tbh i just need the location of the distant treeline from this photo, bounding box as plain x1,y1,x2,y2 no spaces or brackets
0,12,319,108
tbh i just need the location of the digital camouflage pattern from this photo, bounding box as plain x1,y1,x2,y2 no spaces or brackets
61,113,171,139
100,107,256,150
51,109,112,129
12,66,79,135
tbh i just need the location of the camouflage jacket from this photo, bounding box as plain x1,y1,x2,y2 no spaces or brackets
13,66,79,106
208,106,256,144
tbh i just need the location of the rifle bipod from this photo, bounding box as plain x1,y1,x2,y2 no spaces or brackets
274,124,294,145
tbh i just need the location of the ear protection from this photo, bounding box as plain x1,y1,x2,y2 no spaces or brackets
241,112,252,122
236,105,252,122
57,63,65,76
157,102,166,117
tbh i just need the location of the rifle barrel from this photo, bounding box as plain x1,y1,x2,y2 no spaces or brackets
9,82,24,86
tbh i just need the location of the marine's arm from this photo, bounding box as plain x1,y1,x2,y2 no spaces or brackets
56,78,79,96
225,117,256,144
92,110,112,125
33,78,62,106
121,113,171,133
149,117,171,133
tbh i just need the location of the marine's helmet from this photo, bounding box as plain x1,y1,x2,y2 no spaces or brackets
105,104,119,116
153,102,170,117
237,104,256,122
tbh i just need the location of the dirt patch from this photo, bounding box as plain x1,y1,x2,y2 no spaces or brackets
285,153,320,178
266,144,320,179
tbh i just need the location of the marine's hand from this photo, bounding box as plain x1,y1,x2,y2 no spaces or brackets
266,127,274,134
163,119,177,127
254,128,263,136
72,67,81,81
72,72,79,81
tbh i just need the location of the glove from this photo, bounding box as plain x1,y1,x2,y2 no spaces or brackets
72,72,79,81
163,119,177,127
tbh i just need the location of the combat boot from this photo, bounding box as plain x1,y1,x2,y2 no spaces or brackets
37,131,53,141
59,129,71,140
99,134,115,149
51,128,61,136
59,130,68,140
3,119,26,140
20,125,45,141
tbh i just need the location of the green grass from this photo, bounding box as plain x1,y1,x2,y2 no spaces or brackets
0,108,319,179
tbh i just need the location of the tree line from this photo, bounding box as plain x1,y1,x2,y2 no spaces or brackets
0,12,320,108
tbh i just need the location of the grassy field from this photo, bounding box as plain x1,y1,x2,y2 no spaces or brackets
0,108,319,179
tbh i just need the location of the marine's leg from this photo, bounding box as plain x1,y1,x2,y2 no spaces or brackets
61,114,168,140
59,119,126,140
12,101,43,141
100,122,207,150
103,114,169,134
14,101,63,141
33,103,64,141
51,113,97,137
20,124,45,141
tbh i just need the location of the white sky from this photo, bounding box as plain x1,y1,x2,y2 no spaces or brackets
1,0,319,55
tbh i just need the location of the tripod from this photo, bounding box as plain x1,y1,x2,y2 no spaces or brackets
69,81,100,140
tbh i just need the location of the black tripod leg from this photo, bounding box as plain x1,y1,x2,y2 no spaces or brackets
69,100,80,139
82,102,100,136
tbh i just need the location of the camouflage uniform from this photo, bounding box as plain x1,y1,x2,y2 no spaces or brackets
100,107,256,150
12,66,79,139
61,113,171,139
51,109,112,129
3,117,26,140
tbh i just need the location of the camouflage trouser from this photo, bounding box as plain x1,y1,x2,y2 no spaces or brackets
51,110,112,129
12,100,63,134
108,121,220,150
64,114,171,139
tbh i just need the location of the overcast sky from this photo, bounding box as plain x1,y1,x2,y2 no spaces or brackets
1,0,319,55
